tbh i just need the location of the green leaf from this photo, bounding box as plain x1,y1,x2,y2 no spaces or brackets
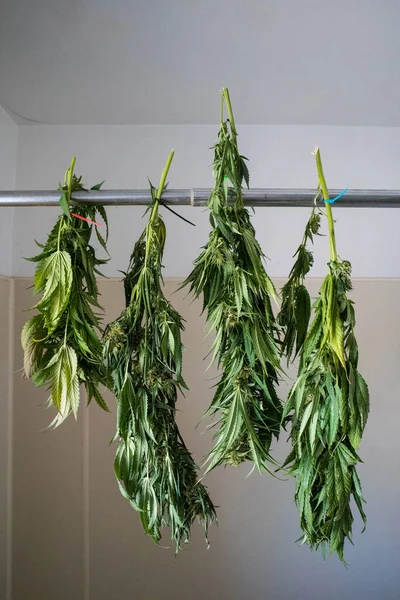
91,180,105,190
35,250,73,333
295,284,311,355
299,402,313,440
59,192,71,219
95,205,109,240
21,314,46,378
278,206,320,362
85,381,110,412
45,345,80,423
328,390,339,447
309,409,319,452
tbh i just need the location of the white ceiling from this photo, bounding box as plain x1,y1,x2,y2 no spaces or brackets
0,0,399,126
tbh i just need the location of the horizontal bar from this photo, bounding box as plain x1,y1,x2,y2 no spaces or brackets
1,188,400,207
0,189,191,207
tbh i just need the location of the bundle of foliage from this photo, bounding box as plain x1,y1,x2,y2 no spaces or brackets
21,158,110,427
282,148,369,562
183,89,282,473
103,151,217,551
278,206,321,362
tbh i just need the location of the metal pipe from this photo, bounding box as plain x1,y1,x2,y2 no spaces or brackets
1,188,400,207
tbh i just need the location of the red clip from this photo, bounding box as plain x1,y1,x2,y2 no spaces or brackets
71,213,104,228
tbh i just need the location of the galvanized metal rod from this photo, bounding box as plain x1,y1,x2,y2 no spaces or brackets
1,188,400,207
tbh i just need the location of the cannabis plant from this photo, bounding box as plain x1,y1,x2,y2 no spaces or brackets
103,151,217,551
282,148,369,562
21,158,110,427
278,205,321,363
183,89,282,473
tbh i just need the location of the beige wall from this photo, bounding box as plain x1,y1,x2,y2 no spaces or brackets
0,278,14,600
5,277,400,599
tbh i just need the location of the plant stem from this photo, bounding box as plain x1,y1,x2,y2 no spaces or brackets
144,150,175,265
63,313,69,346
57,219,63,252
156,150,174,205
223,88,238,140
314,147,337,262
220,90,224,127
149,149,175,224
222,88,243,209
67,156,76,202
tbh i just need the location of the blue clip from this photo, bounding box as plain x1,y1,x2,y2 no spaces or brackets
325,187,348,204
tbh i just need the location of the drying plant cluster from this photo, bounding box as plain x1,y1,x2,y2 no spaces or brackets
183,89,282,474
21,90,369,564
279,151,369,561
103,153,216,549
22,159,110,427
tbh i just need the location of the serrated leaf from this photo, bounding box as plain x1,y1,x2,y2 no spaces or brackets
21,314,46,378
96,205,109,240
91,180,105,190
299,402,313,440
59,192,71,219
295,284,311,355
45,345,80,422
35,250,73,333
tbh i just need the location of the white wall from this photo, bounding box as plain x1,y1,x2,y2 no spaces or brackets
13,123,400,278
0,106,17,276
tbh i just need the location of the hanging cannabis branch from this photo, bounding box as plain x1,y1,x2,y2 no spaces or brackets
282,148,369,562
183,89,282,473
278,205,321,363
21,158,111,427
103,151,216,551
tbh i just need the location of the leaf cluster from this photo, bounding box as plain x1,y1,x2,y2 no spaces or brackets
183,90,282,473
278,208,321,363
282,257,370,562
103,162,217,551
21,164,111,427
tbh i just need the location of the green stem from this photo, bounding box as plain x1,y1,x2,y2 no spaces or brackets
148,149,174,225
314,147,337,262
57,219,63,252
220,90,224,128
67,156,76,202
155,150,175,212
222,88,243,209
222,88,238,140
63,313,69,346
145,150,175,261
